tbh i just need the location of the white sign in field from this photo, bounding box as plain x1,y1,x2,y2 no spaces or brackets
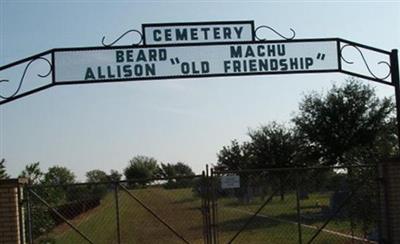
54,40,339,83
143,22,254,45
221,175,240,189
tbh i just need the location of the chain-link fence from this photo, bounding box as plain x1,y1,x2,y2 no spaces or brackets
212,165,380,244
24,175,205,244
23,166,381,244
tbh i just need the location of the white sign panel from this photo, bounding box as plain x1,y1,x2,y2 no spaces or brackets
221,175,240,189
54,40,339,83
143,21,254,45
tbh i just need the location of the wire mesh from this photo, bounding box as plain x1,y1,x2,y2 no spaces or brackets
25,182,118,244
24,175,205,244
117,176,204,243
23,166,380,244
213,165,380,244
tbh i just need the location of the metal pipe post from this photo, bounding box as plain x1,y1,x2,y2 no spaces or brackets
391,49,400,151
114,183,121,244
26,188,33,244
210,168,218,244
295,172,303,244
17,185,24,244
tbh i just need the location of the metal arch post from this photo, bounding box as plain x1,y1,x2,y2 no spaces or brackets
385,49,399,244
390,49,400,152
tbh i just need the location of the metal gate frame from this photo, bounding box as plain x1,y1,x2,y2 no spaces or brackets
22,165,381,244
209,165,380,244
24,174,210,244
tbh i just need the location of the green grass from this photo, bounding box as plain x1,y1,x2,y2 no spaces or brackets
35,187,204,244
217,192,373,243
34,188,374,244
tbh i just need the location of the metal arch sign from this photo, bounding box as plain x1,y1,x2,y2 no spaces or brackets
0,20,397,107
141,21,255,45
53,21,339,83
53,39,339,83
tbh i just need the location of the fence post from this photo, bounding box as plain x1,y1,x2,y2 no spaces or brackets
210,169,218,244
379,159,400,243
114,182,121,244
26,186,33,244
201,171,207,244
205,165,211,244
0,178,28,244
295,171,302,244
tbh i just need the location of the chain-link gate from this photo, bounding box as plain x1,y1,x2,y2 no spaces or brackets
211,165,381,244
24,175,207,244
23,165,381,244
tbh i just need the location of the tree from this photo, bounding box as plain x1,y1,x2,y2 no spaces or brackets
86,169,108,183
85,169,109,199
160,162,194,177
30,165,76,236
217,123,298,170
43,166,76,185
293,79,396,233
160,162,195,188
293,79,396,167
0,158,9,179
217,140,253,170
20,162,43,184
217,124,298,201
248,122,298,200
124,155,160,186
248,122,297,169
108,170,122,182
41,166,76,205
160,163,176,178
217,140,256,202
174,162,195,176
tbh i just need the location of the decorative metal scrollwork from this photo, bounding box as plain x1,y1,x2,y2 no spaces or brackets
0,57,53,99
340,44,391,81
101,29,143,47
255,25,296,41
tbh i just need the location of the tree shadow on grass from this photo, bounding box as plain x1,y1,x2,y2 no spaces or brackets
275,211,352,228
216,215,302,243
217,215,281,232
218,206,349,233
173,197,198,204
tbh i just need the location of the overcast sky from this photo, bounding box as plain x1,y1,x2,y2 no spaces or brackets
1,0,399,180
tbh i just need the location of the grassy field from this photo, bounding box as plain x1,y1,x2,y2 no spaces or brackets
217,192,371,243
33,187,373,244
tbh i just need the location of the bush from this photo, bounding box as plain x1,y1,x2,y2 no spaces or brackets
51,198,101,225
